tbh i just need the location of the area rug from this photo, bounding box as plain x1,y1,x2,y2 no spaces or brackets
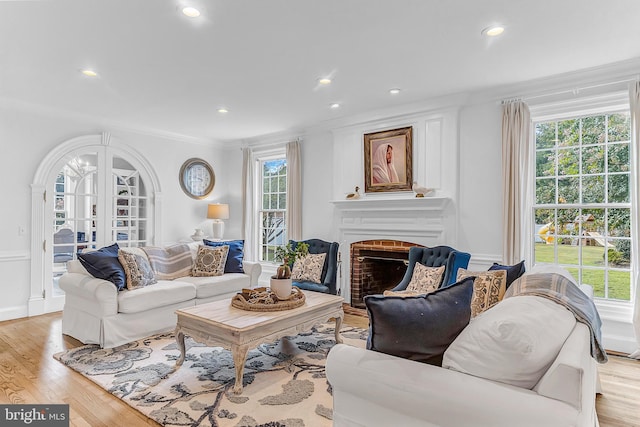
54,323,367,427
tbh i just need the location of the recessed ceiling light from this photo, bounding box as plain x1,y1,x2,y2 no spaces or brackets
482,25,504,37
318,78,332,85
330,103,340,109
389,88,401,94
80,69,98,77
182,6,201,18
217,108,228,114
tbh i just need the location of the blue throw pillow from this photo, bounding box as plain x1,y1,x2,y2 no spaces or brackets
77,243,126,291
364,276,475,366
488,260,525,289
203,239,244,273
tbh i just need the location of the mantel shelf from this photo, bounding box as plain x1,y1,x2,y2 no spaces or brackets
330,196,450,212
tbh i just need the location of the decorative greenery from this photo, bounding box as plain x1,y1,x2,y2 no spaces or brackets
273,242,309,279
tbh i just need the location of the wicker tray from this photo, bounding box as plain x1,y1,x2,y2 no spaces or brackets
231,287,306,312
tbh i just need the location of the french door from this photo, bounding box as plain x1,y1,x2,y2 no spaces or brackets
45,147,150,311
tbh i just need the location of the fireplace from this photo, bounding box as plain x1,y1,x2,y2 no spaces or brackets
350,240,423,308
331,196,454,304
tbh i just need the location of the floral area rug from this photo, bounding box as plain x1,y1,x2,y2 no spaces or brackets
54,323,367,427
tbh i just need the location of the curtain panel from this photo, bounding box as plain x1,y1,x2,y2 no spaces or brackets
501,100,532,265
286,140,302,240
629,82,640,359
242,147,255,260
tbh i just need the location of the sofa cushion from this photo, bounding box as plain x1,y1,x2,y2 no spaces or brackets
192,245,229,277
143,244,193,280
203,239,245,273
406,263,445,294
457,268,507,318
291,253,326,284
117,280,196,313
178,274,250,299
364,276,475,366
77,243,126,291
442,295,576,389
118,250,157,290
489,260,526,289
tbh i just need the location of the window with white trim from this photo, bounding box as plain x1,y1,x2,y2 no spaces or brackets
533,108,632,301
257,153,287,262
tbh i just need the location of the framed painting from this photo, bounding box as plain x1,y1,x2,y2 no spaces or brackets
363,126,413,193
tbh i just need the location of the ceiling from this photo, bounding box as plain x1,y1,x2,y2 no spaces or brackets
2,0,640,142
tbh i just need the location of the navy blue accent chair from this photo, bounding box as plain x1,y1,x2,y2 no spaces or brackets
289,239,339,295
390,246,471,292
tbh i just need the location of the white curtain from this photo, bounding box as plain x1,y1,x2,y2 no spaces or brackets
628,82,640,359
242,147,255,260
501,100,532,265
286,140,302,240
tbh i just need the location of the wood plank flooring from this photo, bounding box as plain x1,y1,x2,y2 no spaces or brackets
0,312,638,427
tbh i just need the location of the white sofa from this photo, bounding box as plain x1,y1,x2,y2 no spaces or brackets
326,280,601,427
59,243,261,348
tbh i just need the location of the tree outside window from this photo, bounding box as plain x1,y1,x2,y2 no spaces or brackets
258,157,287,262
533,112,632,301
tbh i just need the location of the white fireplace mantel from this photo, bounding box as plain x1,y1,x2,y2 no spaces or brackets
330,196,450,212
330,195,456,302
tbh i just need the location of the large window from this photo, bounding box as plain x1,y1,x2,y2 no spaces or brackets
257,155,287,262
533,110,632,301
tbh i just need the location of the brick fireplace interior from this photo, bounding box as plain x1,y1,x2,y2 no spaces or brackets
350,240,424,309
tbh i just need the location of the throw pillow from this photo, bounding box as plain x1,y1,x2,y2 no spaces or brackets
118,250,157,290
365,276,475,366
406,263,445,294
442,295,576,389
457,268,507,318
77,243,126,290
142,244,193,280
192,245,229,277
291,253,326,284
488,260,526,289
203,239,245,273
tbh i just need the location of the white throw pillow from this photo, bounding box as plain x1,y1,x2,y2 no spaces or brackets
442,295,576,389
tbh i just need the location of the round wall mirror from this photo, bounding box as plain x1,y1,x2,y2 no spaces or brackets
179,158,215,199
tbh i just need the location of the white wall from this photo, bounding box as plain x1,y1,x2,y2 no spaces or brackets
3,59,638,353
0,105,225,320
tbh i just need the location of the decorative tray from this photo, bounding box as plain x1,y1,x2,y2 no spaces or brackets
231,287,306,312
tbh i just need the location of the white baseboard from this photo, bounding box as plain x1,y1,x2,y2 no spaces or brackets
0,305,29,322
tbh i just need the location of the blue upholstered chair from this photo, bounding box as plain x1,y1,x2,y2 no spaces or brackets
289,239,339,295
390,246,471,292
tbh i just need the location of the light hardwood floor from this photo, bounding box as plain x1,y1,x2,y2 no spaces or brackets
0,312,638,427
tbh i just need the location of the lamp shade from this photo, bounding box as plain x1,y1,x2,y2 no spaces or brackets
207,203,229,220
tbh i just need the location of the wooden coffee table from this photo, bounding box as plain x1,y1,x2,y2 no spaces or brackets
174,290,344,394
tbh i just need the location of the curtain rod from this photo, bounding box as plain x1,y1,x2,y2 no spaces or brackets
501,75,639,104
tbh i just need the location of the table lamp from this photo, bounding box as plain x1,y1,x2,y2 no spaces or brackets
207,203,229,240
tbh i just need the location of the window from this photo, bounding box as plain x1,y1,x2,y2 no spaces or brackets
533,110,632,301
257,155,287,262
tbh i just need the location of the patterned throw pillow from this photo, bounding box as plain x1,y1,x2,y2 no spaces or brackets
406,263,445,294
291,253,326,284
192,245,229,277
383,289,424,297
456,268,507,318
142,244,193,280
118,250,157,290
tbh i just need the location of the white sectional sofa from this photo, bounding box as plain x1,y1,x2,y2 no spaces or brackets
326,268,602,427
59,243,261,348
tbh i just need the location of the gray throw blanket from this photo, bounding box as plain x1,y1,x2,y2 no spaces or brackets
505,273,608,363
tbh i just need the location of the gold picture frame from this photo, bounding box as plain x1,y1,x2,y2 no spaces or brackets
363,126,413,193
